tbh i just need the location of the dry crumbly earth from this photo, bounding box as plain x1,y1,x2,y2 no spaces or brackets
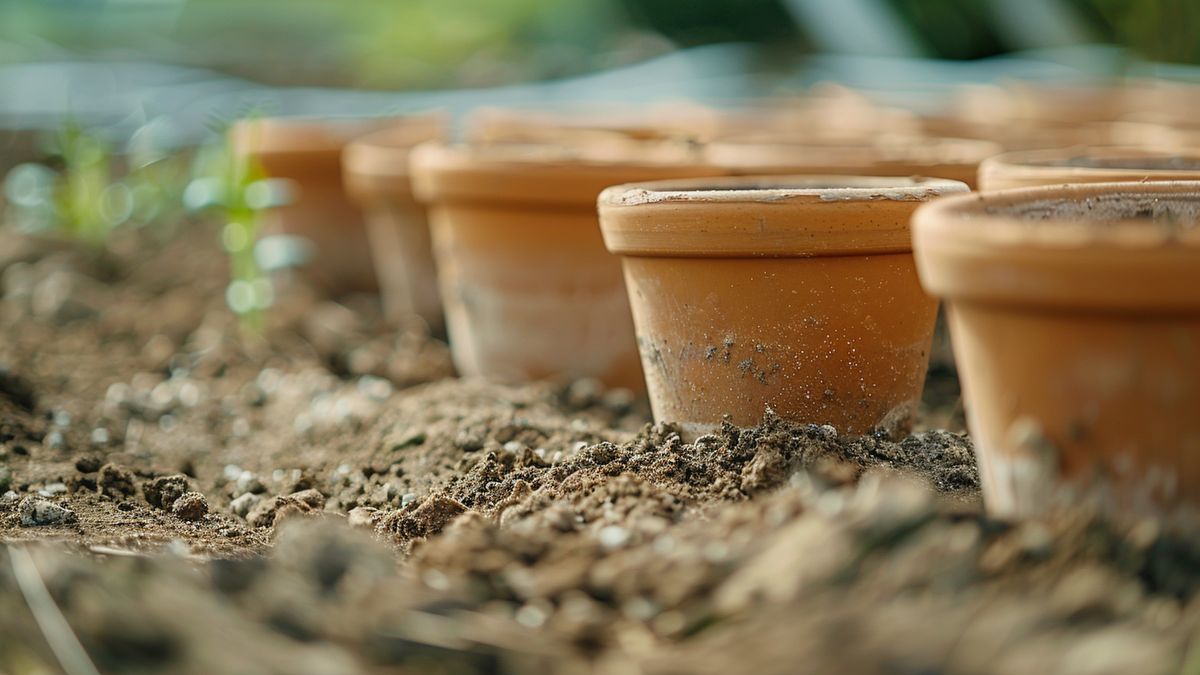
0,224,1198,674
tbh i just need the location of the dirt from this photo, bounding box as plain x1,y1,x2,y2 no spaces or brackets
0,223,1198,674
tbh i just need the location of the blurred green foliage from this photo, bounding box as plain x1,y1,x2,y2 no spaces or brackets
185,125,281,331
2,124,188,245
0,0,1198,85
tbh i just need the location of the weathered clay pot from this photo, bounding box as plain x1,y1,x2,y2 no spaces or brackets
979,147,1200,192
706,135,1000,188
598,175,970,438
913,182,1200,516
410,141,725,390
231,115,431,295
343,119,447,329
465,103,718,144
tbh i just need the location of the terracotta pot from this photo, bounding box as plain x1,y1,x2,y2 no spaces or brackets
710,88,922,140
706,135,1000,189
410,141,725,390
343,119,448,329
465,103,718,144
598,175,970,438
231,115,438,295
979,147,1200,192
912,181,1200,516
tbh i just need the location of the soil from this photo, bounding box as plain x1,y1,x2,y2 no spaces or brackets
0,222,1197,675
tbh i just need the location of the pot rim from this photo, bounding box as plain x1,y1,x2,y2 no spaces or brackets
598,175,969,258
409,140,724,209
232,112,442,158
912,181,1200,312
706,135,1001,169
979,145,1200,184
342,118,449,199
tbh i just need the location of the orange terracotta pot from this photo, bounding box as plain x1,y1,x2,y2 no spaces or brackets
410,141,726,390
598,175,970,438
706,135,1000,189
978,146,1200,192
231,115,434,295
343,119,448,329
913,182,1200,516
465,103,718,144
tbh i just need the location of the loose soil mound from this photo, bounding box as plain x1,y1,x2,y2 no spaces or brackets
0,224,1196,674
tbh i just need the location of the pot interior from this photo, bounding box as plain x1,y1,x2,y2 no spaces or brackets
984,192,1200,232
1025,155,1200,171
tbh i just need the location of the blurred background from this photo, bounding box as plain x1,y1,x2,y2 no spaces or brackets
2,0,1198,147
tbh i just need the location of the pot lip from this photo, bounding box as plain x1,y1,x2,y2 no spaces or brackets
599,175,969,208
913,180,1200,250
705,134,1002,169
598,175,968,259
409,140,724,208
342,118,449,180
411,139,710,172
980,145,1200,178
912,181,1200,313
232,112,442,157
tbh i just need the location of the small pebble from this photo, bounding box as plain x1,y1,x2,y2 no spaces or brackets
234,471,264,497
19,498,78,527
39,482,68,497
98,463,136,497
230,492,262,518
75,455,103,473
598,525,630,550
144,475,190,509
347,506,378,529
172,492,209,521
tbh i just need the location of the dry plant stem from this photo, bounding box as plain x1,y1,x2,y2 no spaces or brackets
9,547,102,675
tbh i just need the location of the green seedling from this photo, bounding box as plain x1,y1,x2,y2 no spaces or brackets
185,121,292,333
3,120,189,246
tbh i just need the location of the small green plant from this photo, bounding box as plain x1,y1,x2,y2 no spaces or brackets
3,120,188,246
185,121,291,333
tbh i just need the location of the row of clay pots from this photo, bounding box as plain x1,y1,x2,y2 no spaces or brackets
235,109,1200,517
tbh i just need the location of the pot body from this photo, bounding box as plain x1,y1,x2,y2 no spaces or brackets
978,147,1200,192
429,202,644,389
258,182,377,293
355,196,441,330
946,301,1200,515
914,182,1200,516
343,121,448,329
621,253,937,438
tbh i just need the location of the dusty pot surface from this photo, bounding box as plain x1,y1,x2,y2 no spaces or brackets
464,103,718,144
343,119,447,329
598,175,969,438
913,182,1200,516
231,115,439,294
706,135,1000,189
410,141,726,390
978,147,1200,192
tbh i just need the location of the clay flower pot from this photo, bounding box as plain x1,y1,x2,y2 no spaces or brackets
706,135,1000,189
598,175,970,438
978,147,1200,192
465,103,718,144
410,141,725,390
913,182,1200,516
231,115,438,295
343,120,448,329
